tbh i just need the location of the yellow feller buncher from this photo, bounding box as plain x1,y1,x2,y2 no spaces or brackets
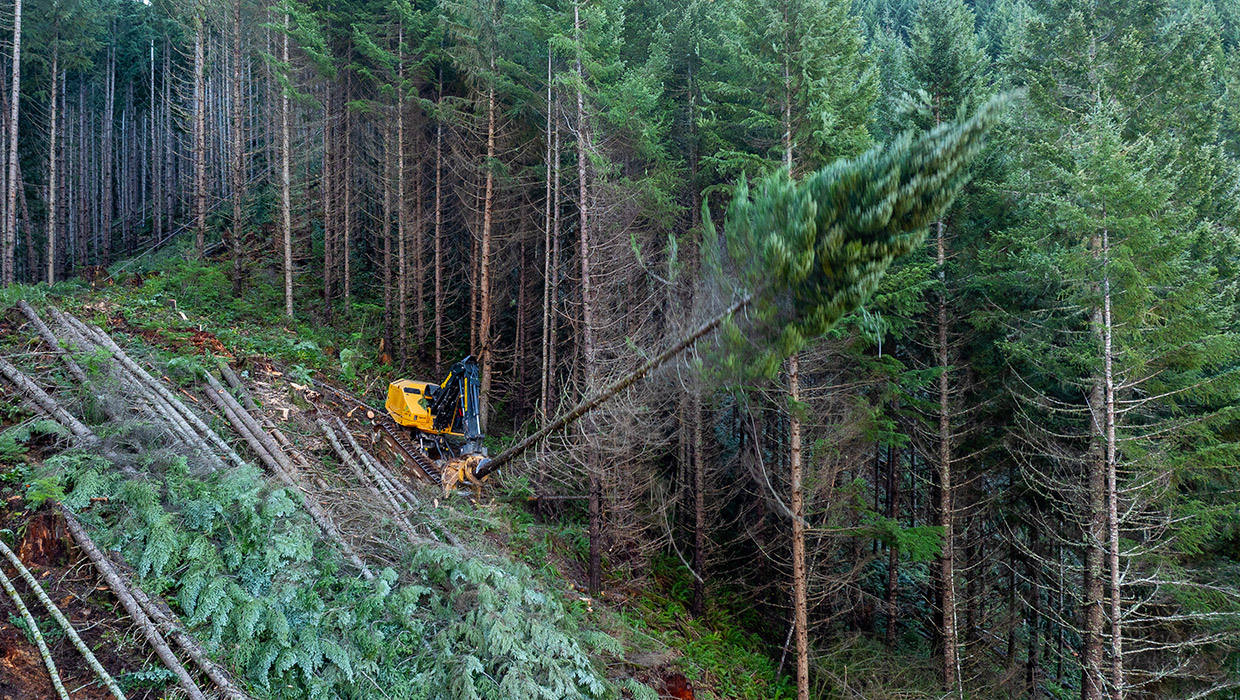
383,356,491,493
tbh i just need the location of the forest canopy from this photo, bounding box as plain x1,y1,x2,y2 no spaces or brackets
1,0,1240,699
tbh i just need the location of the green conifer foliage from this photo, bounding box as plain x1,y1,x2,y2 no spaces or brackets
714,93,1013,378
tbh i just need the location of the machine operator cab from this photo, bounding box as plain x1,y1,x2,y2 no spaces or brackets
384,355,487,459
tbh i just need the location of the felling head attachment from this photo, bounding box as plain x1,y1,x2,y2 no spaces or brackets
442,454,490,498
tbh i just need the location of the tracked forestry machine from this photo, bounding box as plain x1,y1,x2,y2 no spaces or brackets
382,356,492,492
365,96,1009,494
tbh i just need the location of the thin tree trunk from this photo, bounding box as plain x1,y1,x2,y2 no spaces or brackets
575,0,601,596
162,38,173,228
541,48,553,422
101,42,114,266
1083,377,1106,700
886,431,900,648
17,167,31,280
151,40,160,247
547,92,561,416
479,81,496,432
414,151,424,349
342,86,352,306
692,385,706,616
433,84,444,373
383,118,393,349
788,353,809,700
46,46,59,284
231,0,245,294
323,86,334,321
1104,217,1121,700
396,30,406,360
937,216,958,694
280,16,292,317
194,17,207,255
3,0,22,285
77,82,86,270
0,565,71,700
1027,524,1042,696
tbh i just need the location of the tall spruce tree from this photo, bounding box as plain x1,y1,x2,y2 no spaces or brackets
905,0,988,690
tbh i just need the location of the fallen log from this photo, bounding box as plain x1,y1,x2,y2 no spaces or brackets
331,417,459,548
16,300,88,385
0,559,72,700
43,308,228,472
60,507,210,700
0,356,99,446
217,361,260,413
55,310,244,469
476,295,751,478
317,418,427,548
0,537,127,700
201,383,375,580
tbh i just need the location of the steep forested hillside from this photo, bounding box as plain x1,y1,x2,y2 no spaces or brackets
1,0,1240,698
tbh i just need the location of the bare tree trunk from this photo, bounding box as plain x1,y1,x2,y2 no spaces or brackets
46,46,59,284
433,86,444,373
121,82,133,255
1027,525,1042,695
342,86,352,306
788,353,809,700
281,16,292,317
77,83,86,270
0,52,6,275
230,0,245,294
383,118,393,348
1084,375,1106,700
396,42,407,361
19,165,32,281
194,16,207,255
516,239,527,413
101,42,114,266
414,154,424,350
541,48,554,422
4,0,22,285
547,92,561,417
692,385,706,616
937,216,959,694
150,40,160,248
575,0,601,596
479,81,496,432
886,433,900,648
1103,220,1121,700
163,38,173,228
322,86,334,321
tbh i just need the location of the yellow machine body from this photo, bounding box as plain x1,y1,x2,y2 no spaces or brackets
385,379,457,435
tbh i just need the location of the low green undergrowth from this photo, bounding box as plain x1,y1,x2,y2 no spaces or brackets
36,448,613,700
614,559,795,700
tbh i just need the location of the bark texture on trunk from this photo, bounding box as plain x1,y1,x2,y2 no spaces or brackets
4,0,22,285
231,0,245,294
575,0,601,597
193,17,207,255
280,15,293,318
101,44,114,266
479,82,496,432
789,353,809,700
692,385,706,617
46,48,59,284
936,215,958,694
1102,222,1122,700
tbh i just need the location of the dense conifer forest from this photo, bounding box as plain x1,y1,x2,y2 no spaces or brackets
1,0,1240,698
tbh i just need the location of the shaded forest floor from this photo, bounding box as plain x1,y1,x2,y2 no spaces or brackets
0,508,176,700
0,245,816,699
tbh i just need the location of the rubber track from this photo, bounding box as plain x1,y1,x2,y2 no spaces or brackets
310,379,442,484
